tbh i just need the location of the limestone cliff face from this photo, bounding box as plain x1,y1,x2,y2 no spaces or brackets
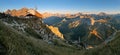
47,25,64,39
5,7,28,17
27,9,43,18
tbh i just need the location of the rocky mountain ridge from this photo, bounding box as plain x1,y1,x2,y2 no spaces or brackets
0,12,64,43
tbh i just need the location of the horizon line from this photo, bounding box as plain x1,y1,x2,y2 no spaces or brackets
1,8,120,14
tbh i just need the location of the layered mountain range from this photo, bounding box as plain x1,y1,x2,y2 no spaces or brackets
0,8,120,55
4,8,120,47
43,12,120,47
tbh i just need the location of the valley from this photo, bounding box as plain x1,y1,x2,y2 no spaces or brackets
0,8,120,55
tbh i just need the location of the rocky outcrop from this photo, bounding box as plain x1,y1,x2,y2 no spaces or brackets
27,9,43,18
47,25,64,39
5,7,28,17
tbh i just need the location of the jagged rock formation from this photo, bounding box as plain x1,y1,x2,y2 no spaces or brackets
5,7,28,17
5,8,43,18
27,9,43,18
47,25,64,39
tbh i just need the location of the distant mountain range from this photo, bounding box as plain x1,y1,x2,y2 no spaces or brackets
6,8,118,19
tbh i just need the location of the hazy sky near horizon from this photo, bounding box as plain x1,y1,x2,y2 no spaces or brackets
0,0,120,14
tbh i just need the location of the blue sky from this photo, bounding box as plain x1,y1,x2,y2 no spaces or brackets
0,0,120,14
